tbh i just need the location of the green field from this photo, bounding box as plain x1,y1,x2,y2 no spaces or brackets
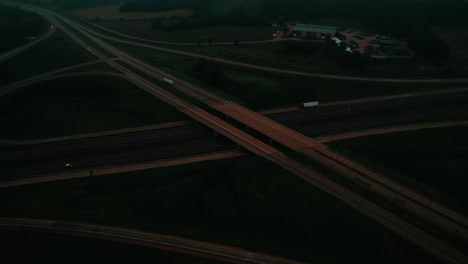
114,42,466,110
0,155,438,263
328,126,468,214
0,230,219,264
0,3,48,53
0,75,184,139
96,20,275,43
61,61,118,73
174,41,346,73
0,28,96,85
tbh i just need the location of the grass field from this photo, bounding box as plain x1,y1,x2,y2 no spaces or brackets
209,0,261,15
328,126,468,214
177,41,344,72
174,40,468,77
0,29,96,85
0,75,184,139
61,62,118,73
0,230,220,264
0,155,438,263
96,19,275,43
115,42,466,110
74,4,193,20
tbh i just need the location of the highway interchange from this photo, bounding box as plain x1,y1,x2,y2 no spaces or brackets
1,1,468,263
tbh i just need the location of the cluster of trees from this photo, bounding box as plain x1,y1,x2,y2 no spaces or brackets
120,0,468,21
41,0,113,9
151,8,269,31
0,4,45,53
120,0,212,14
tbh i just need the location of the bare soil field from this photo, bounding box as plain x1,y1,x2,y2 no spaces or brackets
73,4,193,20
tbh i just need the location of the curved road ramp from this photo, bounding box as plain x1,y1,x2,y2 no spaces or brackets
0,218,304,264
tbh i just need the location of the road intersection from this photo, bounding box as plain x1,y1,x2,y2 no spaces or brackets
1,1,467,262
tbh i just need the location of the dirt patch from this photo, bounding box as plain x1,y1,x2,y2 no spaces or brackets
73,4,194,20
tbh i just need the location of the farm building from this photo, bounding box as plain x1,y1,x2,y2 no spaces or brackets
292,24,337,40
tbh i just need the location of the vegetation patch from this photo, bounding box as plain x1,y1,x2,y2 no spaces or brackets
0,75,184,139
0,28,96,85
74,4,193,20
0,156,438,263
96,19,274,43
327,126,468,214
0,3,47,53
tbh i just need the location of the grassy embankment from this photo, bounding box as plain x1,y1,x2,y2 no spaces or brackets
0,28,96,85
60,61,117,73
0,155,438,263
0,75,184,139
0,230,221,264
95,20,275,43
113,42,467,111
0,3,48,53
328,126,468,214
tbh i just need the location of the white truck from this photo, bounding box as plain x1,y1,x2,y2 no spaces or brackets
302,101,319,108
163,77,174,85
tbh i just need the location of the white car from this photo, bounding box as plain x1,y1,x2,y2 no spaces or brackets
65,163,74,168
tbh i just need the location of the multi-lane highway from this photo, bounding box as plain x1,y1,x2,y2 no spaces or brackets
87,25,468,242
1,1,468,263
2,89,468,180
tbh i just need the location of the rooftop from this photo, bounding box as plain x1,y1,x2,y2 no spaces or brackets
293,24,337,34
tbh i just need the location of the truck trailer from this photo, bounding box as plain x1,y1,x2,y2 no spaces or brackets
163,77,174,85
302,101,319,108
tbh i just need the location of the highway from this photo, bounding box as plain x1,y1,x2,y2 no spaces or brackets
0,88,468,177
0,11,56,63
2,1,468,262
0,218,305,264
83,25,468,239
2,120,467,190
111,42,468,237
2,89,468,179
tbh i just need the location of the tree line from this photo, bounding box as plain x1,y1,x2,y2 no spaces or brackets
150,8,270,31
